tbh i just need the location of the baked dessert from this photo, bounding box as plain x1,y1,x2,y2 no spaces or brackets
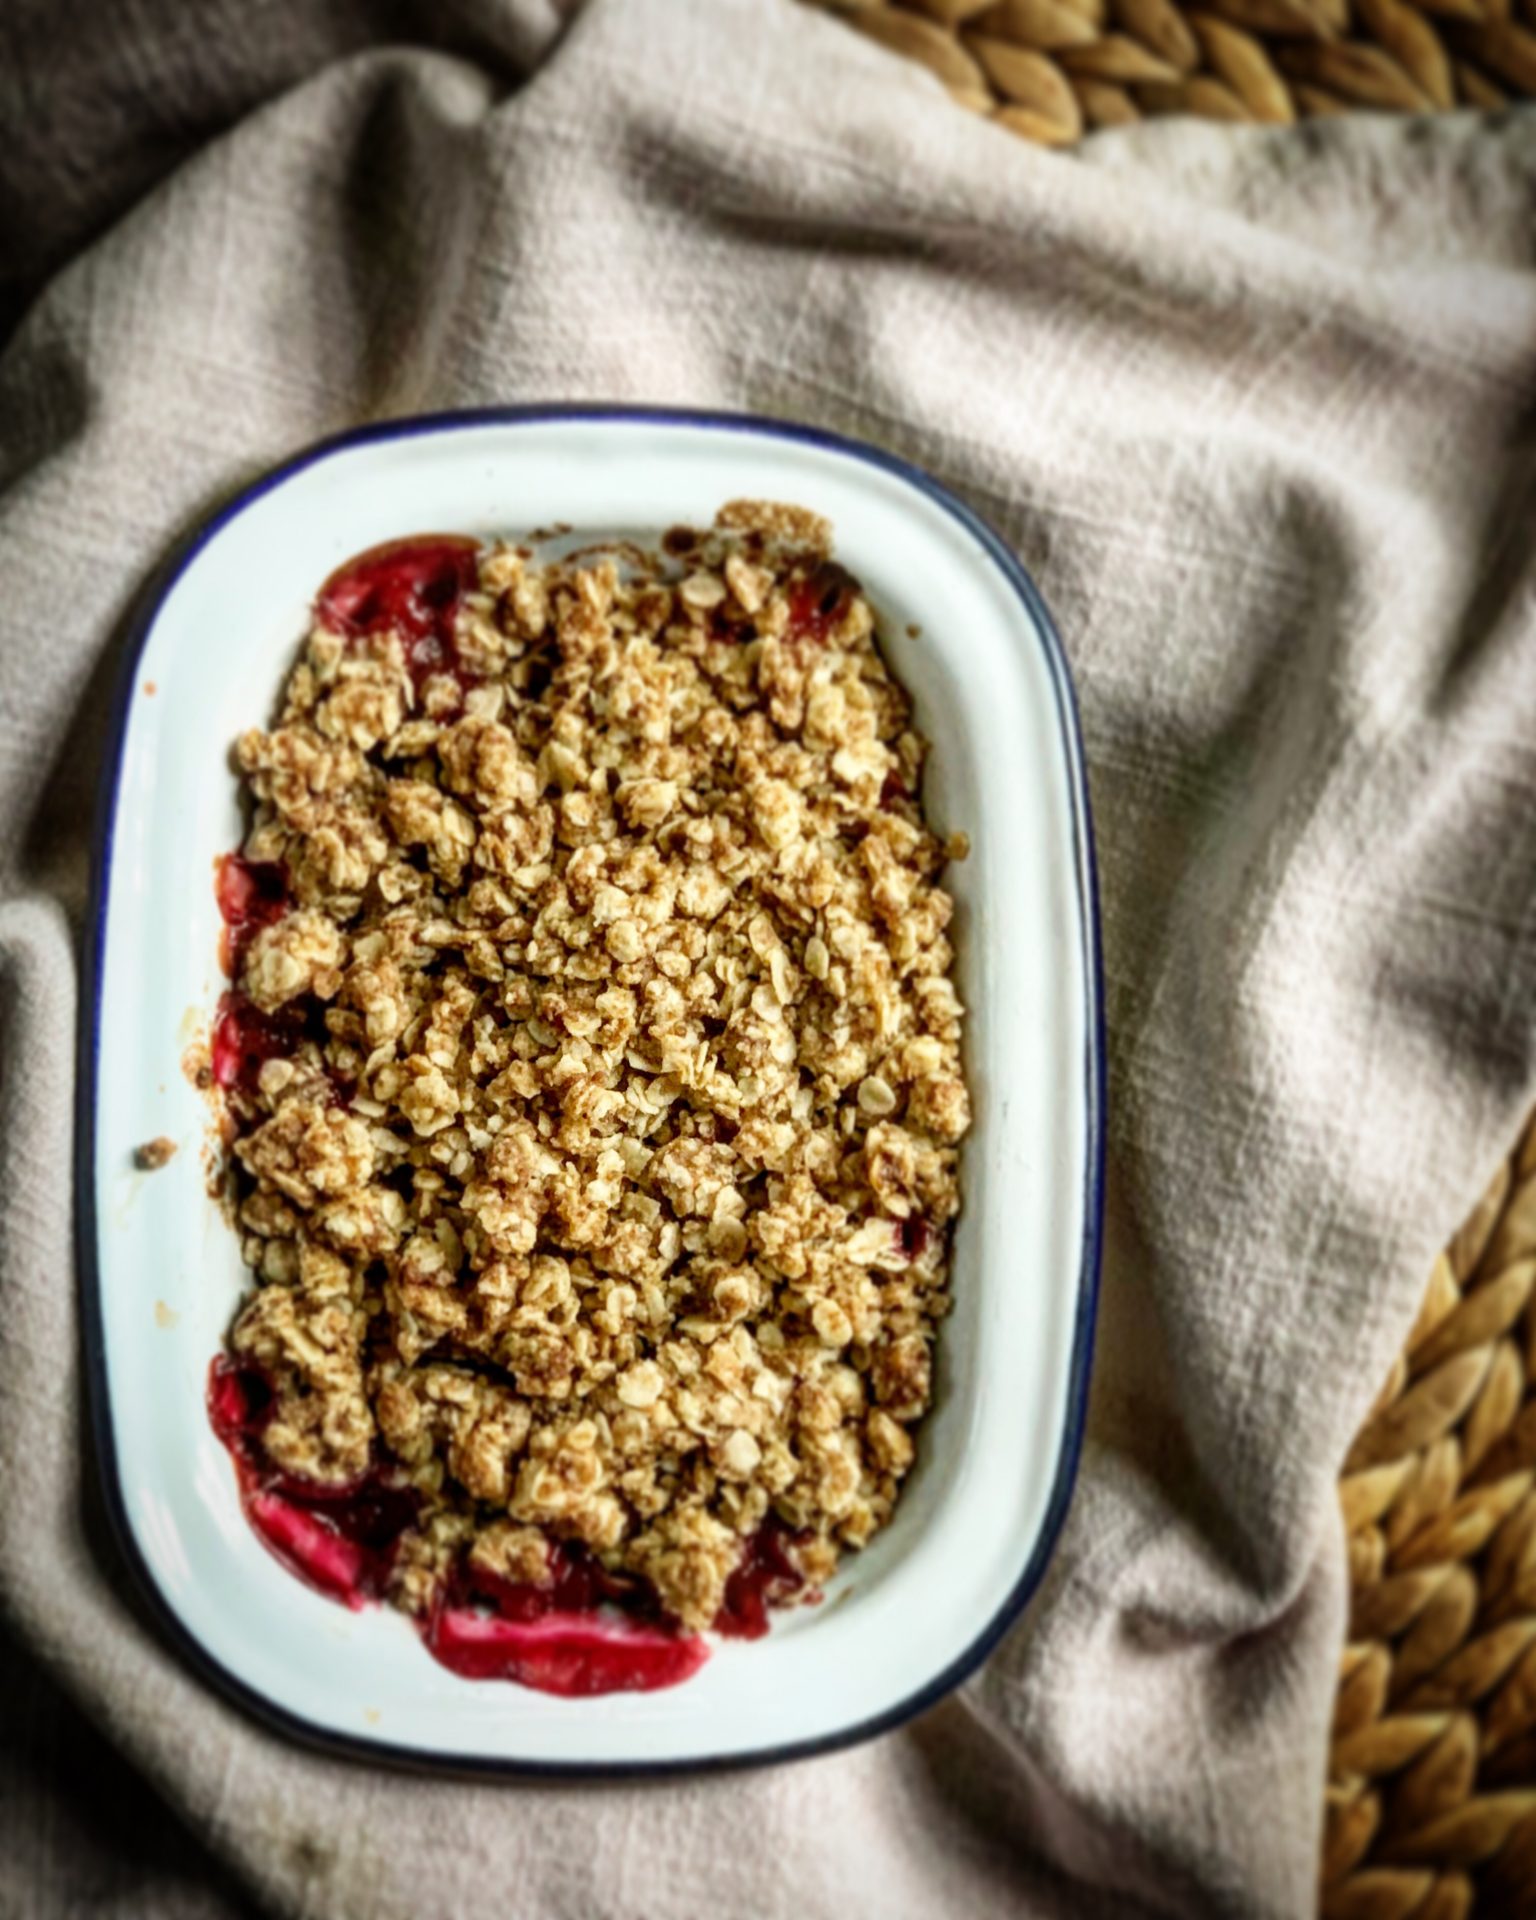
205,500,971,1693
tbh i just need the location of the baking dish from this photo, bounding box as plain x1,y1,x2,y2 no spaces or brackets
79,406,1103,1772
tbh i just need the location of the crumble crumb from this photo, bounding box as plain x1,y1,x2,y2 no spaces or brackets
135,1136,178,1171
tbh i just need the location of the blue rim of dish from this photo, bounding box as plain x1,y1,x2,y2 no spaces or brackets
76,403,1105,1777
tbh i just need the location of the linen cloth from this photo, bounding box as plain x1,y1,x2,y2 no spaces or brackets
3,1,1536,1914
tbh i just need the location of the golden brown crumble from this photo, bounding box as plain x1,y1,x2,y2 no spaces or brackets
216,502,970,1635
135,1135,178,1170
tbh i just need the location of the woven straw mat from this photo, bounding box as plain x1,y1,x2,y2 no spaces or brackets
807,0,1536,143
1324,1113,1536,1918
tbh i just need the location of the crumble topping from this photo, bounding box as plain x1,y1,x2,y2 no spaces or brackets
213,502,970,1637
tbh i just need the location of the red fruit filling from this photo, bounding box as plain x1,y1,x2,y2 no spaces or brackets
215,852,289,971
712,1516,807,1640
785,561,860,643
419,1543,702,1695
899,1214,932,1261
210,991,306,1099
211,855,309,1112
207,1358,419,1611
316,535,480,698
451,1541,663,1625
423,1607,710,1696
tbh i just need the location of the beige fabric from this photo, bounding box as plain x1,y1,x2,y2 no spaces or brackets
3,2,1536,1915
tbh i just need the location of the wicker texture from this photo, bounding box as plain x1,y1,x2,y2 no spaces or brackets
1326,1115,1536,1918
808,0,1536,140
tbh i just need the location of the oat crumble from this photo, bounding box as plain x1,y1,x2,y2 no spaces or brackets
210,502,971,1650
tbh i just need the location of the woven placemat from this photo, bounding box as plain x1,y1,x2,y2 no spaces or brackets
806,0,1536,141
1326,1112,1536,1918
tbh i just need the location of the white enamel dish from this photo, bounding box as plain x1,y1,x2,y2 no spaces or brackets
80,407,1103,1773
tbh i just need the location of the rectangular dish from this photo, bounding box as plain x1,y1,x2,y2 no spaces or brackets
79,406,1103,1772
